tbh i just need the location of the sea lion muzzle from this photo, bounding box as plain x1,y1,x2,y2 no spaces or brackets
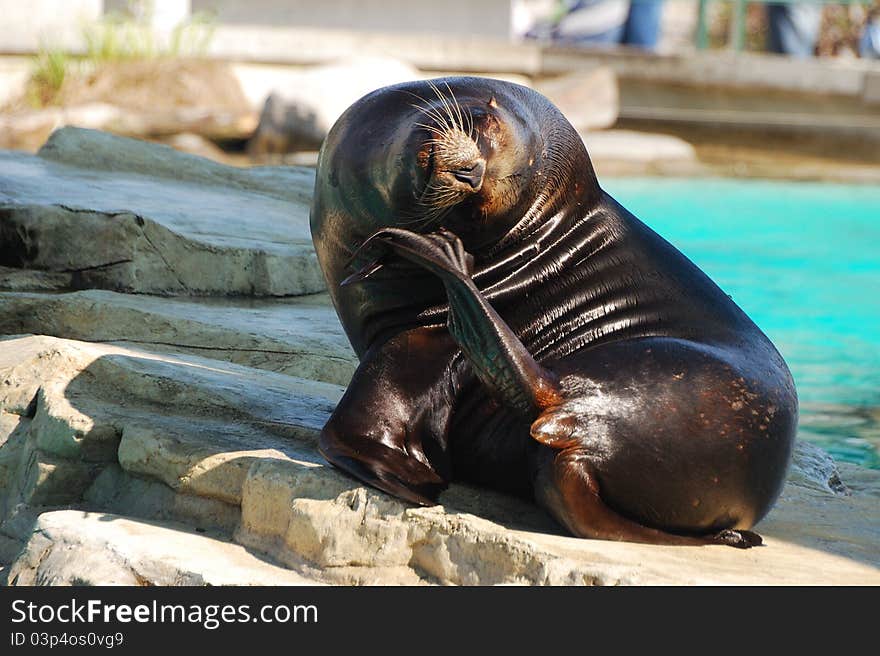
451,160,485,190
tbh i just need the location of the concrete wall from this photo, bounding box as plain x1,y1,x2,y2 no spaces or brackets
0,0,102,53
104,0,192,30
0,1,696,55
192,0,515,37
0,0,522,54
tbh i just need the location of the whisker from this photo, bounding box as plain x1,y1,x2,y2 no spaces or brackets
411,101,452,128
414,122,447,137
410,103,452,132
422,204,456,231
444,81,467,136
425,86,456,133
400,89,453,129
428,80,460,134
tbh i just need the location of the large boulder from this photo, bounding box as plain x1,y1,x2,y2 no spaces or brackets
1,59,257,152
0,289,356,385
247,57,423,156
8,511,321,586
0,127,323,296
535,67,620,132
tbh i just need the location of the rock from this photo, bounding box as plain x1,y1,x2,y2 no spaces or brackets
0,127,324,296
583,129,697,163
582,129,701,176
247,57,422,155
0,334,339,556
281,151,321,167
1,332,878,585
0,103,125,153
788,439,850,495
0,59,257,152
0,289,356,385
6,511,321,586
0,266,73,292
35,126,314,205
235,450,880,585
236,457,619,585
1,128,878,586
163,132,232,161
85,465,242,535
535,67,620,132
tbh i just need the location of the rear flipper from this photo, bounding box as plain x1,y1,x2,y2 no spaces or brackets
353,227,763,548
534,446,762,548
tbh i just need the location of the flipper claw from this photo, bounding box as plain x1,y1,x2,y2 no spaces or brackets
340,257,384,286
710,529,763,548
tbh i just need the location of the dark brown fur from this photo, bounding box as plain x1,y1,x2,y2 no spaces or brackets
310,77,797,548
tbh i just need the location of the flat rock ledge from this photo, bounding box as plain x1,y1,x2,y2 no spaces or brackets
1,334,878,586
1,129,878,586
0,289,356,386
0,127,321,297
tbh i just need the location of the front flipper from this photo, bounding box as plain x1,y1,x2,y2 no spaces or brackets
319,432,446,506
318,326,456,507
348,227,561,417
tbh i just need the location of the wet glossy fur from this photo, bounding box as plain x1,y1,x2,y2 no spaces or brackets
310,77,797,547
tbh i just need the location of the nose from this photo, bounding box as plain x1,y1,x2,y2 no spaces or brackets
452,160,485,190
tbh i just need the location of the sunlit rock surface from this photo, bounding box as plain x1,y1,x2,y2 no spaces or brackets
0,127,322,296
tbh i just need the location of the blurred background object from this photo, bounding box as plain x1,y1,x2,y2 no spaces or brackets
1,0,877,167
519,0,666,50
862,3,880,55
766,2,823,57
246,57,422,159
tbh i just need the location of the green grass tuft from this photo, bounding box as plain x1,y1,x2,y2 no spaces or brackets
28,47,69,106
25,6,216,108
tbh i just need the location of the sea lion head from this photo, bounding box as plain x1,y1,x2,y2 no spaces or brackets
401,79,599,252
316,77,599,255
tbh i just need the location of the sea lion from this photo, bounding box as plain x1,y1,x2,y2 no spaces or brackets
309,77,797,548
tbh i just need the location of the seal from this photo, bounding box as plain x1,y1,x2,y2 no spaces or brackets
310,77,798,548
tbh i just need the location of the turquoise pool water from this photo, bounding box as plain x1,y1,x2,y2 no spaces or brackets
603,177,880,469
